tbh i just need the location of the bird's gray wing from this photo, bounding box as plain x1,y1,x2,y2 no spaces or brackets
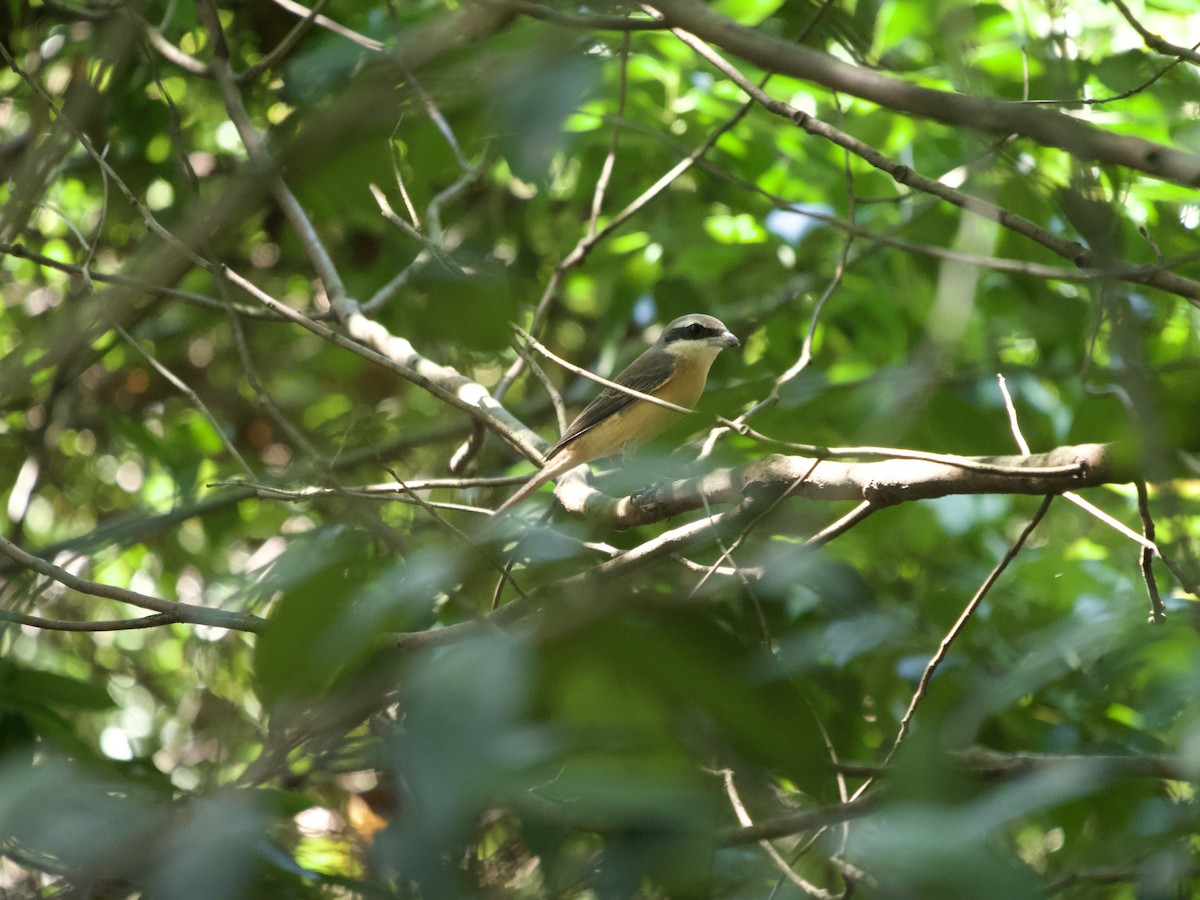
546,353,675,459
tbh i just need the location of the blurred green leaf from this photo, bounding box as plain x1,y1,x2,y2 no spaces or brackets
0,661,115,711
3,0,1199,894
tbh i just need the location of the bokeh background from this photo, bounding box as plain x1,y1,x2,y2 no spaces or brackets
2,0,1199,896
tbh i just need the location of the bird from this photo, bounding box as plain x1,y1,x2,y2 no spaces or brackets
493,313,739,515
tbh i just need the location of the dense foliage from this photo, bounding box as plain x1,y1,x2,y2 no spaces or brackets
2,0,1199,896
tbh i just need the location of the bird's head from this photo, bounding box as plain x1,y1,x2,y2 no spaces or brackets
657,314,740,359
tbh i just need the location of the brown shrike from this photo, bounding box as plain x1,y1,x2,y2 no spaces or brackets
493,314,739,515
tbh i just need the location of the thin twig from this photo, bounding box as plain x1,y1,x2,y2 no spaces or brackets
381,464,528,600
513,325,693,415
0,608,182,632
643,15,1200,306
805,500,877,548
213,474,530,496
513,340,568,434
879,495,1054,769
116,326,255,479
364,158,485,313
368,182,462,274
200,0,351,313
717,769,838,899
269,0,384,51
1135,480,1166,623
587,32,630,239
692,458,867,599
1108,0,1200,66
404,67,471,170
997,374,1159,555
221,265,544,461
0,534,265,632
1062,491,1161,556
240,0,336,82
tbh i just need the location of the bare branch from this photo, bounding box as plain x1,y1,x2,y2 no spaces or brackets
645,0,1200,186
880,495,1054,767
514,324,693,415
0,534,264,633
407,447,1104,652
200,0,351,313
1109,0,1200,67
574,444,1114,530
648,14,1200,307
0,608,183,632
220,266,545,462
116,326,255,479
719,797,877,847
269,0,384,51
241,0,337,82
1135,480,1167,624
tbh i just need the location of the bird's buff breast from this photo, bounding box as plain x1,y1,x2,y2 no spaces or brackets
567,357,710,461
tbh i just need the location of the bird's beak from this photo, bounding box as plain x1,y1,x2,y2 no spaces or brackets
714,329,740,348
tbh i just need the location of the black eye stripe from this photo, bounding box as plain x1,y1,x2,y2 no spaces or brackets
664,323,720,343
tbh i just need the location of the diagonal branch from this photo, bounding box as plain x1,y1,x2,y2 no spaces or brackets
0,534,264,633
199,0,350,313
514,325,691,415
719,797,877,846
651,15,1200,307
1108,0,1200,67
644,0,1200,186
221,267,545,462
879,495,1054,769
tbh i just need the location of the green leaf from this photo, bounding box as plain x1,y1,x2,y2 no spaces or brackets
0,662,115,712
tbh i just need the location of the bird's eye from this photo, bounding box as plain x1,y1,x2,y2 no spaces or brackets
686,323,704,338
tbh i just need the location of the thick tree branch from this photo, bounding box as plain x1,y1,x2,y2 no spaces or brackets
559,443,1116,528
645,0,1200,186
399,446,1120,655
